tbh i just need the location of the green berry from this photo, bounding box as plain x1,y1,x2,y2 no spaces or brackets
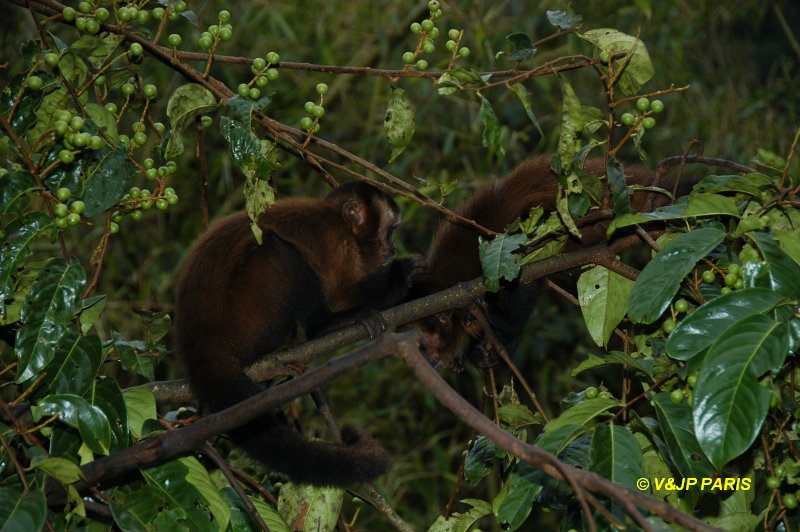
143,84,157,99
143,158,155,169
423,42,435,54
168,33,182,47
651,99,664,113
448,29,460,40
54,217,68,229
266,68,279,81
27,75,43,91
145,168,158,180
237,83,249,97
198,35,212,49
662,319,676,334
71,132,88,147
421,19,434,32
152,7,165,19
266,51,280,64
313,123,320,133
727,263,741,276
416,59,428,71
783,493,798,510
85,19,100,34
669,389,684,405
311,105,325,118
218,9,231,23
734,278,744,290
248,87,260,100
585,386,598,399
166,194,179,205
156,198,169,210
219,27,233,41
129,187,141,199
129,43,144,56
174,0,187,13
70,200,86,214
69,116,85,131
157,166,169,177
702,269,716,283
133,132,147,146
620,112,635,126
458,46,470,58
154,122,166,135
674,298,689,313
208,25,219,37
315,83,329,95
136,10,150,24
95,75,106,86
58,150,75,164
121,82,135,95
54,120,68,135
720,286,732,295
95,7,109,21
428,0,440,10
141,199,153,210
687,371,698,388
410,22,421,34
432,9,442,20
636,97,650,111
253,57,266,70
54,203,68,217
78,1,91,14
118,7,133,21
44,52,60,67
75,17,88,32
724,272,738,286
599,50,610,63
402,51,415,64
767,476,781,490
63,6,76,21
104,102,118,114
300,116,313,130
304,101,315,113
445,40,457,52
201,116,213,128
66,212,81,226
109,222,119,234
56,187,72,201
130,209,143,221
642,117,656,129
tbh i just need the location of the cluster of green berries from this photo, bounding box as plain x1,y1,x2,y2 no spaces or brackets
117,185,180,226
402,1,468,71
63,0,188,30
300,83,328,133
198,10,233,50
765,465,800,510
701,262,744,294
619,97,665,130
583,386,612,400
53,187,86,230
52,111,103,163
141,158,177,181
661,297,692,335
237,51,280,101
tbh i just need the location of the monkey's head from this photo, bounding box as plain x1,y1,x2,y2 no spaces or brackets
328,182,401,269
409,307,497,372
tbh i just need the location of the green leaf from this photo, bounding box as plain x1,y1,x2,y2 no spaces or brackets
694,315,791,469
384,86,415,162
143,457,231,531
464,435,505,485
222,487,291,532
277,482,342,532
0,488,46,532
477,93,505,157
0,171,37,215
39,329,102,396
498,404,541,429
750,232,800,299
572,351,653,379
16,257,86,382
81,147,135,216
507,83,543,139
478,233,526,292
496,32,537,62
1,74,45,136
542,397,618,437
628,228,725,324
607,193,740,235
606,159,631,217
546,10,582,29
577,265,634,347
557,79,604,168
0,213,53,319
84,103,119,142
589,424,647,490
79,294,107,334
88,378,129,452
32,393,112,455
666,288,787,361
123,387,157,440
651,392,714,480
492,464,542,530
113,333,156,381
428,499,491,532
578,29,654,95
58,52,88,85
165,84,218,159
109,484,164,531
694,173,774,197
30,456,84,484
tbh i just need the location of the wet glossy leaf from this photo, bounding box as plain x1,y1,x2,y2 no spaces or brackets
0,488,46,531
0,171,37,215
750,232,800,299
589,424,647,490
32,393,112,454
577,265,634,347
0,213,53,318
652,392,714,479
82,147,135,216
493,464,542,530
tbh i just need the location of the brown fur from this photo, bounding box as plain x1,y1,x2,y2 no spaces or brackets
175,182,421,486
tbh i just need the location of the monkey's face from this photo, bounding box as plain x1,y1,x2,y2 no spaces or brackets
407,309,487,372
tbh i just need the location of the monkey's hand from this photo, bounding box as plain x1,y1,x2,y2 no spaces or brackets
396,254,427,288
318,307,388,339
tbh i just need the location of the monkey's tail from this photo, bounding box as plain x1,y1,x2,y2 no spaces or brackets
189,359,389,487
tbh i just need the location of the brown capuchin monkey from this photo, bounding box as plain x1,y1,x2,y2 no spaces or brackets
175,181,423,486
408,156,681,371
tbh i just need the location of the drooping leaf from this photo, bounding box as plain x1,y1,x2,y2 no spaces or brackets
577,265,634,347
628,228,725,324
750,232,800,299
0,213,53,319
277,482,342,532
384,86,415,162
606,158,631,217
165,83,218,159
607,193,740,235
477,93,506,157
0,171,38,215
0,488,47,532
32,393,112,455
464,435,505,485
665,288,787,361
693,315,791,469
428,499,492,532
589,424,647,490
492,464,543,530
651,392,714,480
578,29,654,95
496,32,537,62
81,146,135,216
507,83,543,139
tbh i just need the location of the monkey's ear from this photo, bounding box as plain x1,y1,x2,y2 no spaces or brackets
342,197,369,237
